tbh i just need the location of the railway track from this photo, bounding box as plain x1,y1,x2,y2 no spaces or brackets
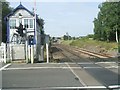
52,44,90,63
57,44,114,59
51,44,119,89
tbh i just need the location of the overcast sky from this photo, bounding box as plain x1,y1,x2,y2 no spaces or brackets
7,0,104,37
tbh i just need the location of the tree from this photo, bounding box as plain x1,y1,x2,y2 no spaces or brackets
2,0,13,42
86,34,94,39
93,2,120,42
38,18,45,34
63,35,68,40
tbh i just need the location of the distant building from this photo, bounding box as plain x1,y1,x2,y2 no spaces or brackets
0,1,2,44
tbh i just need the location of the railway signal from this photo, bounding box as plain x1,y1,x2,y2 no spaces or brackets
16,23,26,37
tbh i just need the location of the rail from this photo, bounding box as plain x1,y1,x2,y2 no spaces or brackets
57,44,114,58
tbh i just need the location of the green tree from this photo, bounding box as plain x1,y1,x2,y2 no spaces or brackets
38,18,44,34
2,0,13,42
93,2,120,42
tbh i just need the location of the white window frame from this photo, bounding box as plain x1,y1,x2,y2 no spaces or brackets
9,18,16,29
23,18,34,29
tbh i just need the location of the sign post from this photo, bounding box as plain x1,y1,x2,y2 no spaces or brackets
28,35,34,64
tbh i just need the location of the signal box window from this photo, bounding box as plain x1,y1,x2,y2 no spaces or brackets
24,19,33,29
10,19,16,29
24,19,28,28
30,19,33,28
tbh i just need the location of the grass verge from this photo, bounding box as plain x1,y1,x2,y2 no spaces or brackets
61,38,117,51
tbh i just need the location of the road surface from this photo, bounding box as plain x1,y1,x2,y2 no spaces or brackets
0,44,120,90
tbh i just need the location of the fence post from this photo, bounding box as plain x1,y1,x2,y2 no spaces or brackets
46,43,49,63
26,40,28,63
9,44,12,62
3,44,6,63
31,45,34,64
118,41,120,58
0,45,2,63
40,45,44,61
28,45,30,62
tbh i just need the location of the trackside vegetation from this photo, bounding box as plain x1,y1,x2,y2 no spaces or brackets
93,2,120,42
61,38,117,51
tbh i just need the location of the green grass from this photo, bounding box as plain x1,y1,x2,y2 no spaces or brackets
61,38,118,51
61,40,73,45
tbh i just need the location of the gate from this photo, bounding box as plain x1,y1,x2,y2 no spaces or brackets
0,43,6,63
6,44,25,62
10,44,25,61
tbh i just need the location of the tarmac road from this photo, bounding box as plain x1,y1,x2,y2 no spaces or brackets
2,63,83,90
1,63,120,90
78,63,120,87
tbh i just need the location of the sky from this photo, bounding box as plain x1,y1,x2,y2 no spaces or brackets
7,0,104,37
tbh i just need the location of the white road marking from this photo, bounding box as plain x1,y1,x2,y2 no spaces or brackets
4,67,83,70
39,85,119,89
65,62,87,87
77,62,94,64
40,86,107,89
3,65,119,71
105,66,118,69
35,63,70,64
0,63,11,71
108,85,120,89
83,67,102,69
95,62,117,64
